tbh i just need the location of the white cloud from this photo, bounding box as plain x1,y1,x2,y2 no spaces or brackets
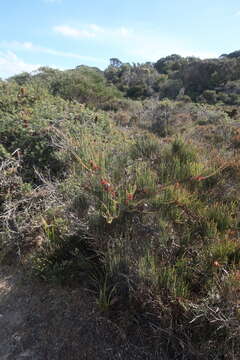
88,24,104,33
0,41,34,50
53,25,95,38
40,46,103,62
235,10,240,16
0,51,40,79
22,42,33,49
0,41,104,63
129,46,217,61
122,31,218,61
53,24,133,39
116,27,132,37
51,23,215,60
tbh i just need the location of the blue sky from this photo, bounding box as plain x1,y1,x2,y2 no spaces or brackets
0,0,240,78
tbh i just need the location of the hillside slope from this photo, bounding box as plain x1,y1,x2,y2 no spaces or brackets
0,61,240,359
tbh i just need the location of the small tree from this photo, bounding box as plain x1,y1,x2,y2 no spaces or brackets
110,58,122,68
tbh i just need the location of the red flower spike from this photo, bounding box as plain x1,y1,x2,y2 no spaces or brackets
192,176,206,182
90,160,100,171
101,179,108,185
100,179,111,192
126,193,134,201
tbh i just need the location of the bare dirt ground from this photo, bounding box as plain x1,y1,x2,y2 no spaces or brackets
0,266,159,360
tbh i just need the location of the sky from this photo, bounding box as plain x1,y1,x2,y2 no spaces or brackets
1,0,240,78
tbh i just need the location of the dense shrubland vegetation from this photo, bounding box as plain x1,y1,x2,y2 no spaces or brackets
1,51,240,359
106,51,240,105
